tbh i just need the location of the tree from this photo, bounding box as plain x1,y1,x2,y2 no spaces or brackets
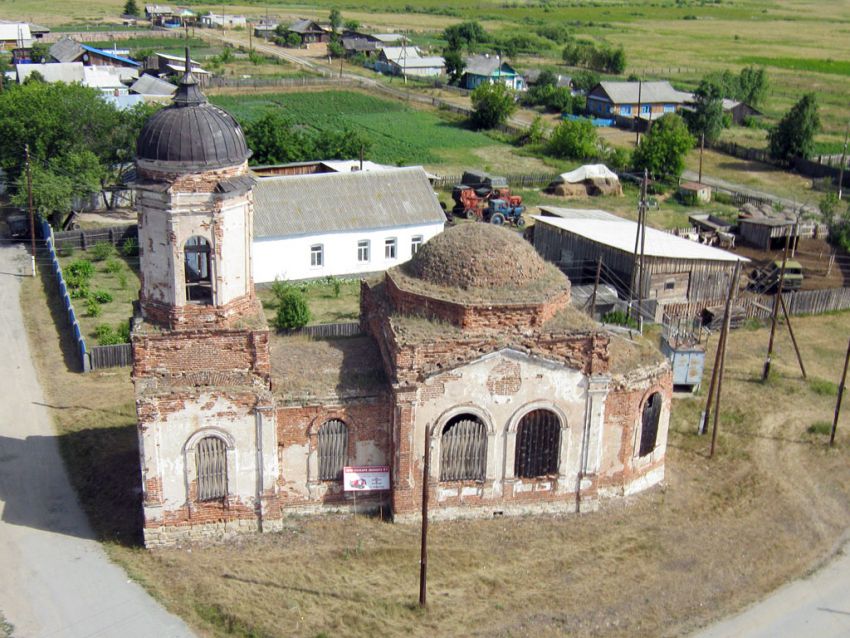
633,113,695,179
329,8,342,34
443,48,466,85
29,42,50,64
572,69,600,94
546,119,599,159
327,39,345,58
443,21,487,51
737,65,769,106
123,0,139,17
343,19,360,32
684,79,724,144
244,111,315,164
536,69,558,88
470,82,516,129
274,287,311,330
606,47,626,74
768,93,820,162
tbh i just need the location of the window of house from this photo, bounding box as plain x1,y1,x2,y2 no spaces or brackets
639,392,662,457
357,239,370,263
196,436,227,501
184,236,212,304
440,414,486,482
310,244,323,268
664,280,676,291
620,104,632,116
515,409,561,478
411,235,423,255
641,104,651,115
318,419,348,481
663,104,676,113
385,237,397,259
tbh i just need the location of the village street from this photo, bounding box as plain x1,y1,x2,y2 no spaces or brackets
0,243,194,638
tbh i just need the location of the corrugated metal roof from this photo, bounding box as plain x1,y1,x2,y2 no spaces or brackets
594,81,692,105
130,73,176,96
380,46,422,63
81,44,140,67
254,166,445,238
372,33,407,43
50,37,84,63
289,19,325,34
16,62,85,84
533,212,747,262
0,23,31,42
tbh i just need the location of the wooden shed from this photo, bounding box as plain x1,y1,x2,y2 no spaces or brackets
533,207,746,305
737,218,798,250
678,180,711,204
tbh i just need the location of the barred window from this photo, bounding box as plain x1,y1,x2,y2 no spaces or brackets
515,409,561,478
639,393,662,457
196,436,227,501
318,419,348,481
440,414,487,482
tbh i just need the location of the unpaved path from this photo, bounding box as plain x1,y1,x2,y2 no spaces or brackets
0,243,194,638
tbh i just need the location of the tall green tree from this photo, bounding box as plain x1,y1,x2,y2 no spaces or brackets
736,66,769,106
768,93,819,162
123,0,140,17
329,8,342,34
633,113,695,179
443,21,487,51
443,48,466,85
546,119,599,159
470,82,516,129
684,79,724,143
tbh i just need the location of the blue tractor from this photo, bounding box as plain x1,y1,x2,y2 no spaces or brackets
485,198,526,228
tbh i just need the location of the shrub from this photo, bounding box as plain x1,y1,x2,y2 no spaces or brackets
95,321,131,345
65,259,94,280
546,119,599,159
602,309,638,329
325,275,342,298
807,421,832,435
70,284,90,299
104,258,123,274
274,288,311,330
90,241,115,261
91,290,113,304
86,297,102,317
121,237,139,257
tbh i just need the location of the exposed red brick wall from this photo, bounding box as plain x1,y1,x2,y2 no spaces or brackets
137,161,248,192
140,294,262,331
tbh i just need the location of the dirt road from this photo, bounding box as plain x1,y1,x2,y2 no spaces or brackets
0,243,194,638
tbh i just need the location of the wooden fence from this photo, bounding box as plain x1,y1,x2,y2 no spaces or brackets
293,322,363,338
90,343,133,369
53,225,138,251
433,172,560,189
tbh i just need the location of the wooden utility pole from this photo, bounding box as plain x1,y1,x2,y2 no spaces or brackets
637,169,648,327
830,339,850,447
419,424,432,608
698,133,705,184
702,261,740,434
635,79,643,146
589,256,602,318
779,295,806,379
762,233,791,381
25,144,36,277
629,172,647,322
838,124,849,201
710,260,741,457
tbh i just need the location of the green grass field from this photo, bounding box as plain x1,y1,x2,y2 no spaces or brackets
210,90,499,167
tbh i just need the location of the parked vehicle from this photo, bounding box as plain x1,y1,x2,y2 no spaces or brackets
485,198,526,228
6,214,29,240
750,260,804,293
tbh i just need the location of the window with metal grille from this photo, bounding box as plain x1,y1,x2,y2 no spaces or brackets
184,236,212,304
310,244,323,267
440,414,487,482
515,409,561,478
357,239,370,263
639,392,662,457
318,419,348,481
196,436,227,501
411,235,423,255
385,238,397,259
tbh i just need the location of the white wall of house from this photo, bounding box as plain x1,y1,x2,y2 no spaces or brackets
252,221,444,282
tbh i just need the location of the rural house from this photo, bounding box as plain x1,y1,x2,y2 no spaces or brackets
0,21,32,50
251,167,445,282
129,73,177,99
130,55,672,547
49,38,140,70
144,4,173,26
287,19,331,44
200,13,247,29
532,208,745,308
145,52,210,84
374,47,445,78
461,54,524,91
586,81,692,124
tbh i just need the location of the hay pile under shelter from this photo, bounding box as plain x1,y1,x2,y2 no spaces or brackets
545,164,622,198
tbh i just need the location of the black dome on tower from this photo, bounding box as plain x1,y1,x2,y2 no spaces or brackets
136,48,250,170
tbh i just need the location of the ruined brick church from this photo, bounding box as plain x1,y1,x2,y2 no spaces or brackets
131,56,672,547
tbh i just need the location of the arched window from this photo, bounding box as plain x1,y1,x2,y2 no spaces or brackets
515,409,561,478
440,414,487,482
184,236,212,304
196,436,227,501
318,419,348,481
639,392,662,457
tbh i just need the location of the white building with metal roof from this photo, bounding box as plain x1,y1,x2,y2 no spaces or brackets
252,166,445,282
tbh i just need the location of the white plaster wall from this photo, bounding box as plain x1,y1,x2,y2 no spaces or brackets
137,192,175,306
410,350,591,498
141,394,276,514
218,202,251,303
252,222,444,283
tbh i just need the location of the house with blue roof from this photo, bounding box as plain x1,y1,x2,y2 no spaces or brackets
49,36,140,69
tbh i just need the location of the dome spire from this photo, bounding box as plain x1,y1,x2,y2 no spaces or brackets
172,47,206,107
